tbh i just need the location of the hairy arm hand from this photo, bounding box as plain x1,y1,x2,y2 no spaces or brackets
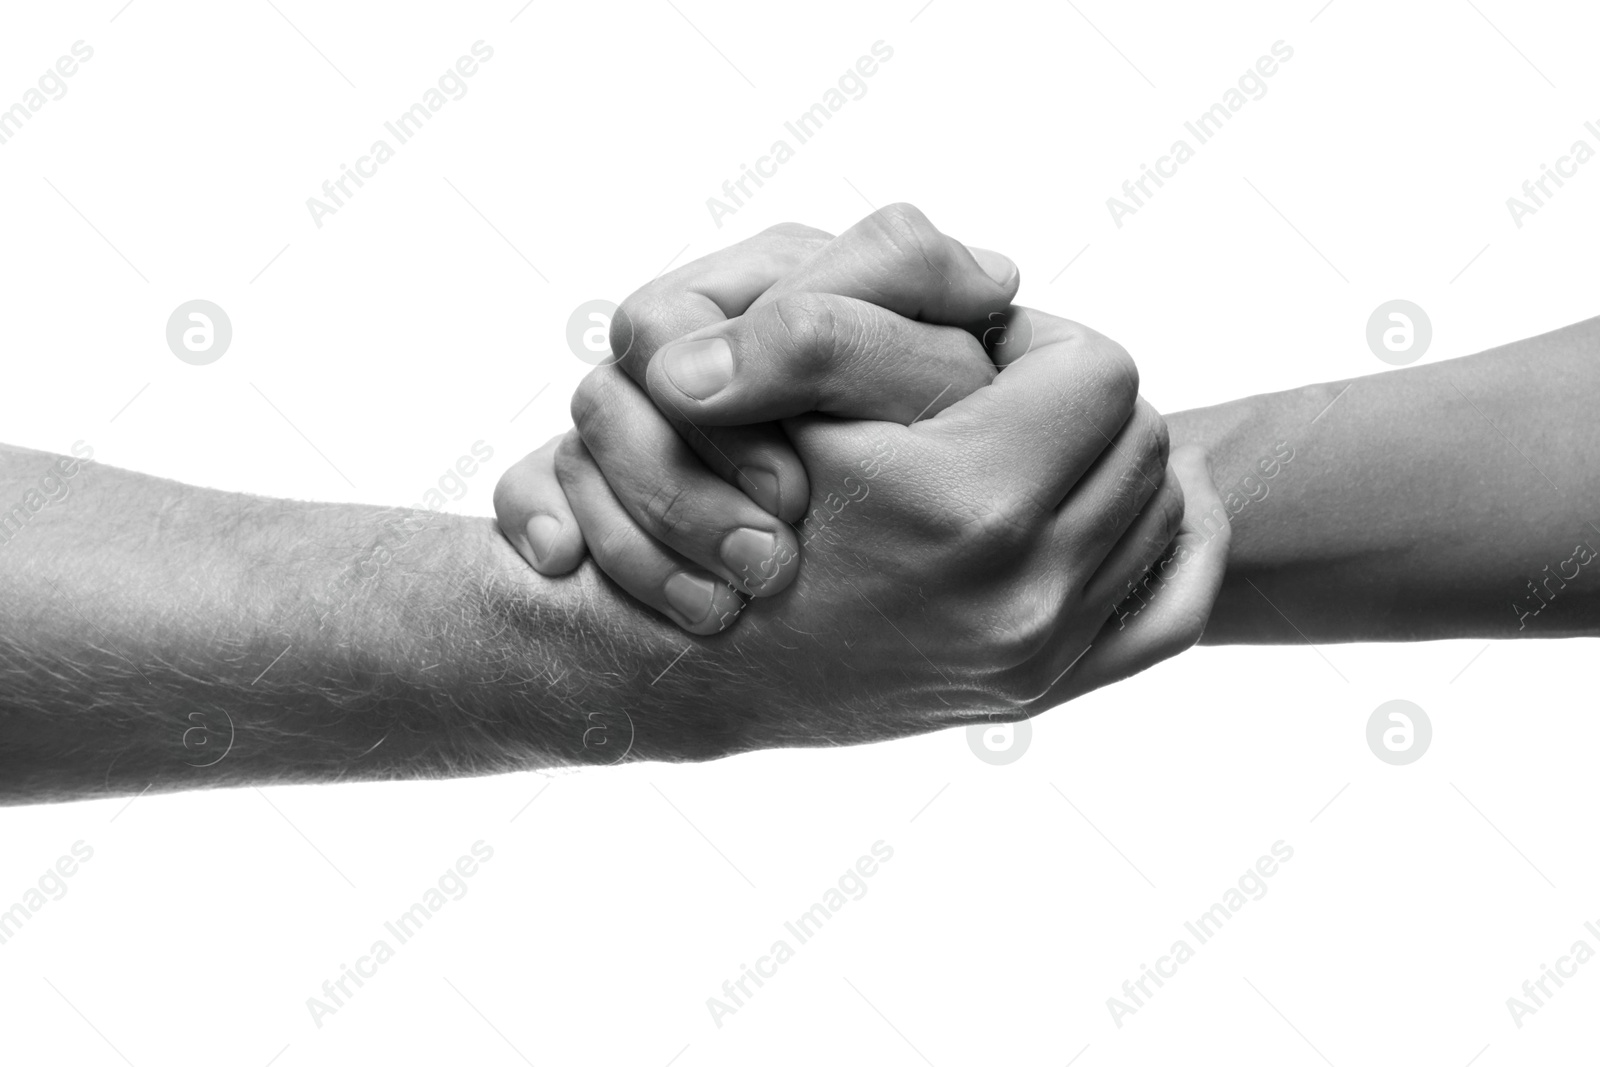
0,444,714,805
1168,315,1600,642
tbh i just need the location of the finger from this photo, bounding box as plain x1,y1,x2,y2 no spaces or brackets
608,224,835,521
554,434,747,636
980,303,1042,370
751,203,1019,328
622,207,1015,513
926,308,1141,507
1059,397,1172,589
1079,460,1184,614
647,293,995,426
493,434,586,575
571,367,801,597
667,418,812,524
611,223,834,387
608,206,1017,522
1059,447,1232,697
1019,457,1181,699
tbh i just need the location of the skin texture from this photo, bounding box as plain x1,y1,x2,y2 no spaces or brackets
1168,315,1600,642
0,448,621,803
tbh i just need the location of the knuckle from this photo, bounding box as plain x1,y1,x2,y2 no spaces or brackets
863,202,950,270
990,586,1062,671
1108,483,1186,607
551,430,590,485
586,520,636,575
568,370,610,440
1148,409,1172,470
877,201,935,236
615,284,661,331
763,292,838,375
1096,458,1175,555
1089,334,1140,414
638,480,699,540
929,489,1039,555
1087,488,1137,552
609,298,640,363
1128,403,1171,486
614,289,685,378
1085,496,1135,559
762,221,833,243
612,290,654,353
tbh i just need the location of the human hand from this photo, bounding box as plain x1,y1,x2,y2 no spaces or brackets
496,207,1229,742
498,207,1019,630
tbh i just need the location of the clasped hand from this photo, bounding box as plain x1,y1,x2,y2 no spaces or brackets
494,205,1229,747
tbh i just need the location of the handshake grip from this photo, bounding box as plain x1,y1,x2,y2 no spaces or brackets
496,205,1230,730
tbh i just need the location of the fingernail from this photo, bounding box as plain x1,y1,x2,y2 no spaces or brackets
720,527,778,592
743,467,781,515
525,514,561,565
661,337,733,400
968,246,1018,288
664,572,716,624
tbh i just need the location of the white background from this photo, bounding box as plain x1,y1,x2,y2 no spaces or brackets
2,1,1597,1064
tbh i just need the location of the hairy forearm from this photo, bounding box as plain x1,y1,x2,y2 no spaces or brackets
1168,316,1600,642
0,446,715,804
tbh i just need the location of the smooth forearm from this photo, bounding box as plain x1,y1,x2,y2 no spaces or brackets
1168,316,1600,642
0,446,702,804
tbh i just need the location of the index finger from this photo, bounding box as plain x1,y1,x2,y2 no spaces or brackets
612,223,834,388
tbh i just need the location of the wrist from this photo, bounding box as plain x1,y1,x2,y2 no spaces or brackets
1167,381,1343,576
400,514,743,768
